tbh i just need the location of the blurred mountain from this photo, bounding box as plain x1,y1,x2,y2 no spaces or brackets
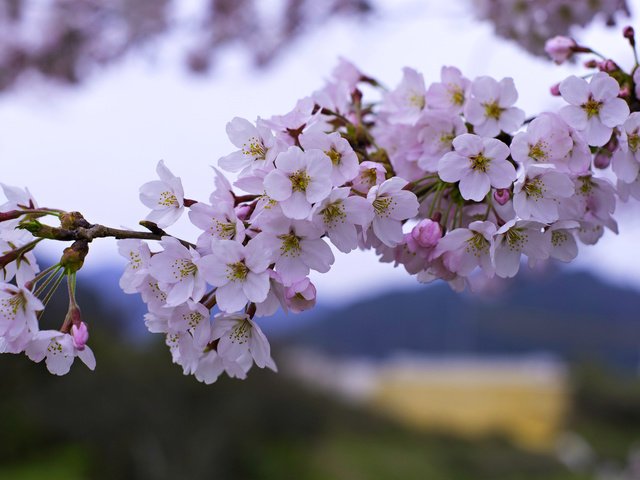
78,264,640,372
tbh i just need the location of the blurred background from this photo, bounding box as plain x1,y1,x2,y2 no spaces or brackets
3,0,640,479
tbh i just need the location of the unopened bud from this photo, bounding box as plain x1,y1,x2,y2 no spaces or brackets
411,219,442,248
235,204,251,221
71,321,89,350
620,85,631,98
594,150,612,169
59,211,90,230
544,36,577,64
494,189,511,206
624,26,635,45
599,59,618,73
550,83,561,96
584,59,599,69
60,240,89,274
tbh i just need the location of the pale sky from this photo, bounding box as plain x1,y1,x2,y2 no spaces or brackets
2,0,639,303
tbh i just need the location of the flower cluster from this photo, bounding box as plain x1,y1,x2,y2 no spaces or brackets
472,0,629,57
2,28,640,383
0,187,95,375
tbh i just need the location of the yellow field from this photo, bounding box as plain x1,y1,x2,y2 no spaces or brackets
369,359,568,451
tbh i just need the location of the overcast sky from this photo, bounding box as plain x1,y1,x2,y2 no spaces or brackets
2,0,639,303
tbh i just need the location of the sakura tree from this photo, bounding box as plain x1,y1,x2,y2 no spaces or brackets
2,26,640,383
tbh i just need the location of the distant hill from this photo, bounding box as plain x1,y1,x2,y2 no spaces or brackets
284,268,640,373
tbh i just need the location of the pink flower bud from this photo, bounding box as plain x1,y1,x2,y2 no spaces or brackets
285,278,316,313
550,83,561,96
544,36,577,64
494,188,510,205
620,86,631,98
624,26,635,40
410,219,442,248
594,151,612,169
584,59,599,68
71,322,89,351
599,59,618,73
235,204,251,221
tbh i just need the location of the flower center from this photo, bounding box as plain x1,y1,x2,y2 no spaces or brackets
229,320,251,344
158,191,178,207
227,261,249,281
184,311,204,328
242,137,266,160
409,93,425,109
523,177,545,199
629,133,640,153
449,86,465,106
528,141,549,162
214,220,236,239
372,197,393,217
465,232,490,255
321,200,346,227
469,153,491,172
439,133,455,147
582,97,602,119
289,169,311,192
362,168,379,187
577,176,593,195
172,259,197,279
551,230,568,246
483,102,503,120
278,233,302,257
0,293,23,321
325,148,342,166
505,228,526,250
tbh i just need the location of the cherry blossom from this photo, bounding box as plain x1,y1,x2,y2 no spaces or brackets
148,236,207,306
139,160,185,228
512,166,575,223
367,177,419,247
559,72,630,147
263,146,333,220
26,330,96,376
464,76,525,137
438,134,516,201
210,313,277,371
197,239,271,313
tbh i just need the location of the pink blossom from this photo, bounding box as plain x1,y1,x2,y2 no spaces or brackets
367,177,419,247
299,131,359,185
425,66,471,114
612,112,640,183
311,187,373,253
139,160,185,228
492,220,549,278
210,313,277,371
559,72,630,147
544,36,577,64
411,219,442,248
26,330,96,375
432,220,496,277
71,322,89,350
197,239,271,313
380,67,428,124
285,278,317,313
512,166,575,223
351,161,386,194
464,76,525,137
148,236,207,306
263,146,333,220
438,134,516,202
